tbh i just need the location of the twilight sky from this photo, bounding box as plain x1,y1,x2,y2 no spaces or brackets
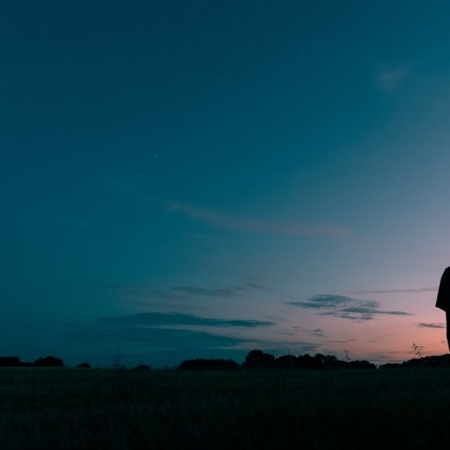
2,1,450,367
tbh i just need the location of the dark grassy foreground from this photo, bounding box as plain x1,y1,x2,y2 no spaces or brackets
1,367,450,449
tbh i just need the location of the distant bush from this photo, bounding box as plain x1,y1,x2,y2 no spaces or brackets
243,350,275,369
0,356,23,367
133,364,151,370
4,351,450,372
274,354,298,369
0,356,32,367
242,351,376,370
400,354,450,368
178,358,240,371
347,360,377,370
33,356,65,367
76,362,91,368
377,354,450,369
296,354,316,369
379,363,402,369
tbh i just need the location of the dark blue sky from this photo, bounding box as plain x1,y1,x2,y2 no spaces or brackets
2,1,450,366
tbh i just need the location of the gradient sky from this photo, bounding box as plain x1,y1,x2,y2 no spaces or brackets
2,1,450,367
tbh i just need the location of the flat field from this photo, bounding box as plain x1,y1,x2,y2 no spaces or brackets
1,366,450,449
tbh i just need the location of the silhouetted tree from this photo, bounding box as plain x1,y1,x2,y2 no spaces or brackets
348,360,376,370
379,362,401,369
134,364,150,370
313,353,326,368
401,354,450,368
243,350,275,369
178,358,240,371
33,356,64,367
77,362,91,368
323,355,351,369
378,356,450,369
0,356,22,367
274,354,298,369
297,354,315,369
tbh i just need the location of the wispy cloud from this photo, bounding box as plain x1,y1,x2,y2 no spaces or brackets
308,328,325,337
351,287,436,295
173,286,247,297
85,281,264,307
89,284,180,299
96,312,275,328
377,66,410,90
169,203,349,237
287,294,413,322
289,295,350,309
417,322,445,329
64,311,275,354
65,324,246,349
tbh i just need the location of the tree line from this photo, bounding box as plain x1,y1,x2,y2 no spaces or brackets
2,350,450,370
177,350,450,370
0,356,66,367
178,350,377,371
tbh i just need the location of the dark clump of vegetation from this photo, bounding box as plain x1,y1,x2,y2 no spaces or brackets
177,350,450,372
76,362,92,368
3,349,450,372
0,355,65,368
133,364,151,370
242,349,276,369
384,353,450,369
33,356,65,368
0,357,30,368
178,358,240,371
178,349,377,371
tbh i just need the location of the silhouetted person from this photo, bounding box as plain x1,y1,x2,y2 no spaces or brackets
436,266,450,351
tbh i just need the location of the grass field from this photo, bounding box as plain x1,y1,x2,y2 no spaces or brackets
1,366,450,449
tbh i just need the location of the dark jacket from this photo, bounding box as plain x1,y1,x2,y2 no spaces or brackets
436,267,450,312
